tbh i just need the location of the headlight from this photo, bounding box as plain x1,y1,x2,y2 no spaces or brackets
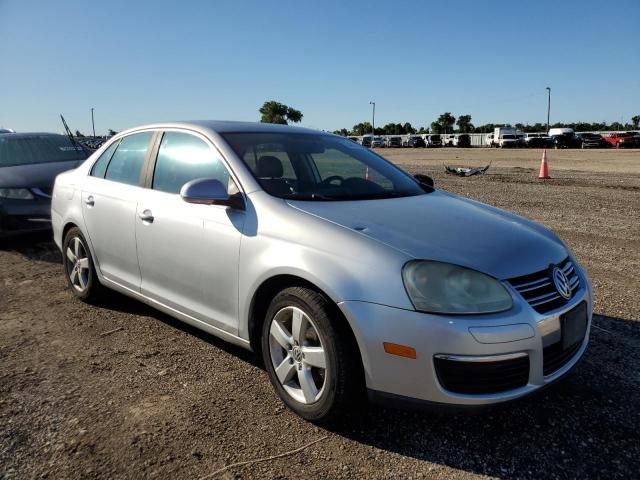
402,261,512,314
0,188,34,200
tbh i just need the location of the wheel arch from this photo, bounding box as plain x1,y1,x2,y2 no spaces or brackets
247,274,364,375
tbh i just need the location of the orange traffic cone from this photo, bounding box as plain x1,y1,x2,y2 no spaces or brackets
538,149,550,179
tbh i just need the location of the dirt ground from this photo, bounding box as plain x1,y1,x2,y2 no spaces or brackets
1,148,639,479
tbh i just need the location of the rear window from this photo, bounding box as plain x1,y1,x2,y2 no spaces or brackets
0,134,86,167
104,132,153,186
502,135,516,139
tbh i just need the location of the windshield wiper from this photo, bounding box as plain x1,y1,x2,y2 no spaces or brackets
283,193,338,201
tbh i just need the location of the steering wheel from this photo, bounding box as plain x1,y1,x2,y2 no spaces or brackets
319,175,344,187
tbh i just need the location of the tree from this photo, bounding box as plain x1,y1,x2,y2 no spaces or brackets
433,112,456,134
107,129,118,137
403,122,416,134
259,100,303,125
632,115,640,129
333,128,349,136
456,115,474,133
74,130,84,137
351,122,373,136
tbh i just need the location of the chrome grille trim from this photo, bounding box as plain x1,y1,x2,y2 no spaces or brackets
508,258,581,314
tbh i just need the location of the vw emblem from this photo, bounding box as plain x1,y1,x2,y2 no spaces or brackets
551,266,572,300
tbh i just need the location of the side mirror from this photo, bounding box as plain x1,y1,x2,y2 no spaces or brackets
180,178,245,210
414,174,434,189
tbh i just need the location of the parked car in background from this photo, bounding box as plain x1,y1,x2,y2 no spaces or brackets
453,134,471,148
0,128,15,134
404,136,426,148
52,120,592,421
0,133,87,237
516,132,526,147
347,136,359,144
548,128,580,149
372,136,385,148
523,133,553,148
575,133,606,149
442,134,456,147
385,136,403,148
485,133,494,147
361,136,372,148
604,132,638,148
426,134,442,147
491,127,517,147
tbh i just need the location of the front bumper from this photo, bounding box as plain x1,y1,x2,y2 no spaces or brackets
0,198,52,238
338,264,592,407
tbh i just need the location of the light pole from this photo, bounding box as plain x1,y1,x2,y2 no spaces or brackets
369,101,375,139
545,87,551,133
91,108,96,137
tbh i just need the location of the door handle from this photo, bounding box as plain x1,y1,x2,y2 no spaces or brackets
85,196,95,207
138,210,154,223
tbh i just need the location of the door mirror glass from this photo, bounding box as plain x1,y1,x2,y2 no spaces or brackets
180,178,244,209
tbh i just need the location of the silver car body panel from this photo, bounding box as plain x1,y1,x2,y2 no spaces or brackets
51,120,593,406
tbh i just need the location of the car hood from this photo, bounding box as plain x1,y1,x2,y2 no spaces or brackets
287,190,567,279
0,160,81,190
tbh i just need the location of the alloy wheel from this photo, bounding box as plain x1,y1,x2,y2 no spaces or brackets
268,306,327,404
66,236,90,292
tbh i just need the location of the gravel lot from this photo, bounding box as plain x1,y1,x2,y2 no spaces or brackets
1,148,639,479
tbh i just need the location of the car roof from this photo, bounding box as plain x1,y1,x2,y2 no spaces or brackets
119,120,324,137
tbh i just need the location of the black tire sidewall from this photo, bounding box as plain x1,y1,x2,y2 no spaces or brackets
261,288,343,421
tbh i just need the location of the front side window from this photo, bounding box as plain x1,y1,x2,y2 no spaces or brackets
152,131,232,194
222,132,426,201
105,132,153,186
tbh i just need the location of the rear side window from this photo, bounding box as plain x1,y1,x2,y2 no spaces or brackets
90,140,119,178
105,132,153,186
152,132,232,194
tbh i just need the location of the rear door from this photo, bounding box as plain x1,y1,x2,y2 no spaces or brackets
81,131,156,291
134,130,245,333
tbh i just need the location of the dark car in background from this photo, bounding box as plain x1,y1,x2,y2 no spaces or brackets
0,133,87,238
386,136,403,148
426,134,442,147
404,135,426,148
575,132,606,149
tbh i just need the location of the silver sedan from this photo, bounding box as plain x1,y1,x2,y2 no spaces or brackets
51,121,592,421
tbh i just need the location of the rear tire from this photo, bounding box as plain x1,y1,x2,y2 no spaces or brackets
261,286,363,422
63,227,104,302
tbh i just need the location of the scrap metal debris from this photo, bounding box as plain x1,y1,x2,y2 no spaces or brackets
444,161,491,177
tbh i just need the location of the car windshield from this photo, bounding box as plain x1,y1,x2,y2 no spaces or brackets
222,132,428,201
0,134,86,167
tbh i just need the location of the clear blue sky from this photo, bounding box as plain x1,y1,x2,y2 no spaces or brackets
1,0,638,135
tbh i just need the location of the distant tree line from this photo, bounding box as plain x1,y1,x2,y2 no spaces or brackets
334,114,640,136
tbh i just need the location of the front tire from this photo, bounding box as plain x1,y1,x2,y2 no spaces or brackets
63,227,104,302
261,287,363,422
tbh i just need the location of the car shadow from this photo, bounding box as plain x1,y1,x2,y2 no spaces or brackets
0,232,61,264
48,256,640,477
91,288,262,369
325,313,640,478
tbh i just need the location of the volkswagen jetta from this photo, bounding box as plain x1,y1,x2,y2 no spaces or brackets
51,121,592,421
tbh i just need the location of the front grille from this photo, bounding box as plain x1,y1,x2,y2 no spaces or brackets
434,355,530,395
508,257,580,314
543,340,581,376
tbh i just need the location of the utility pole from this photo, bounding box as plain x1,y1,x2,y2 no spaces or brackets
546,87,551,133
91,108,96,137
369,101,375,139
